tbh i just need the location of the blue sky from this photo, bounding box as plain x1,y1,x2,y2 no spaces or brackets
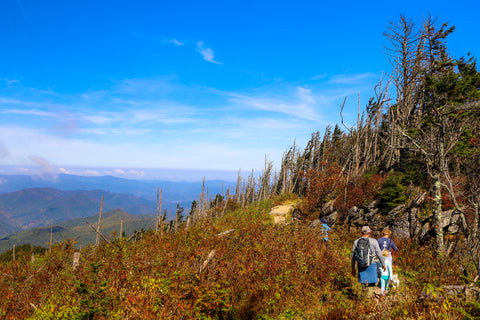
0,0,479,181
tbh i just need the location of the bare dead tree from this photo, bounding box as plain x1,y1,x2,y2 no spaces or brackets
383,15,427,168
95,196,104,249
258,156,274,201
235,169,242,205
49,219,53,252
156,187,163,233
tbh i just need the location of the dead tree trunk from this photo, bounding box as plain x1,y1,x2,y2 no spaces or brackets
95,196,104,248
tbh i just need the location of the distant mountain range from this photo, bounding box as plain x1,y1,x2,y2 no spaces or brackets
0,173,234,204
0,208,155,253
0,173,235,244
0,188,157,236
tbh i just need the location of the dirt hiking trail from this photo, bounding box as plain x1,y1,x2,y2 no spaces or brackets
269,204,296,224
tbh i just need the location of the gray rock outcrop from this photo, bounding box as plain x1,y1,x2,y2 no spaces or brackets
310,191,461,242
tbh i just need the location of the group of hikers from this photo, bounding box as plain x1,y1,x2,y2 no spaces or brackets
351,226,398,295
319,220,397,295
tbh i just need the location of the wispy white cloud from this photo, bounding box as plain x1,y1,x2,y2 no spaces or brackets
58,167,100,176
223,87,321,121
196,41,222,64
78,107,195,128
0,95,196,131
211,116,309,144
80,128,154,136
168,39,184,46
128,107,196,124
0,105,69,121
0,97,47,108
129,33,222,64
130,169,145,177
329,72,379,84
0,79,60,96
129,31,185,47
79,114,116,125
2,79,20,87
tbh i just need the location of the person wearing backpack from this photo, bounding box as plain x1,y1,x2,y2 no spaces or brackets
351,226,386,286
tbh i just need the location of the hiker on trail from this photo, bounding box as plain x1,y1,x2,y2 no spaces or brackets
351,226,386,286
320,218,330,247
380,249,393,295
377,228,398,265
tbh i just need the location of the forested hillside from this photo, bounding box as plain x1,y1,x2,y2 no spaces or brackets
0,188,156,235
1,15,479,319
0,209,156,253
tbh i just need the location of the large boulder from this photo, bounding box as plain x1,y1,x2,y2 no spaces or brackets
320,200,335,216
323,211,338,226
374,192,427,239
388,206,422,239
346,206,366,226
318,200,338,226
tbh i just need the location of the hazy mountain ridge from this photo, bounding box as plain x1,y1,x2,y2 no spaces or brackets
0,173,235,203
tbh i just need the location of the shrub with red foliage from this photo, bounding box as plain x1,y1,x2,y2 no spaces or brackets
299,163,385,221
336,173,385,218
299,163,342,216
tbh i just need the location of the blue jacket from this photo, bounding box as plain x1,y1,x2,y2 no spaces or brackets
321,223,330,241
377,237,398,253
